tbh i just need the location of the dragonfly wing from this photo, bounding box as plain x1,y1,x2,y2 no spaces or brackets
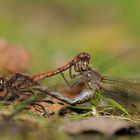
99,76,140,112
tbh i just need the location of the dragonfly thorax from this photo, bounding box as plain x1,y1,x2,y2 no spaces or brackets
83,69,102,91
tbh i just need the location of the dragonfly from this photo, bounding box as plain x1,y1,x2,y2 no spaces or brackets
32,52,140,114
0,73,35,101
0,73,57,117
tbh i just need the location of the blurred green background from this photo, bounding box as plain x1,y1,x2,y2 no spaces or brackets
0,0,139,85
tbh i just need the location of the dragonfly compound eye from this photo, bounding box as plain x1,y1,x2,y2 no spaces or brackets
0,77,4,91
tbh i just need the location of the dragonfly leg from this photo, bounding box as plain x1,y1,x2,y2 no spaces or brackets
74,61,81,72
17,90,34,96
7,74,18,86
69,65,81,79
59,70,83,88
34,86,95,105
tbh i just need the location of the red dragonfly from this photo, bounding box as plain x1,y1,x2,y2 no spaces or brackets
0,52,90,101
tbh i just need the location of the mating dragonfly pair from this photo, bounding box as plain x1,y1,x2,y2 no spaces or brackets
0,52,140,115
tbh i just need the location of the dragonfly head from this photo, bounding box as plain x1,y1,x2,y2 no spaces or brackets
79,52,91,71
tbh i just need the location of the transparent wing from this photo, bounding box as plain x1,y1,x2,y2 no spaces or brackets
99,76,140,112
101,76,140,95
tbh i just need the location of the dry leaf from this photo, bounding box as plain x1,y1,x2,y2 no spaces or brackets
29,97,67,117
0,39,30,73
58,82,85,98
62,117,140,137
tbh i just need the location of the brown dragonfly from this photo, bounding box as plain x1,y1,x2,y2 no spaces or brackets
0,73,53,117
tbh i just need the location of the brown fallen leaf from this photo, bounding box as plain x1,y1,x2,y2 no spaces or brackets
0,38,30,73
58,82,85,98
62,117,140,137
29,97,67,117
